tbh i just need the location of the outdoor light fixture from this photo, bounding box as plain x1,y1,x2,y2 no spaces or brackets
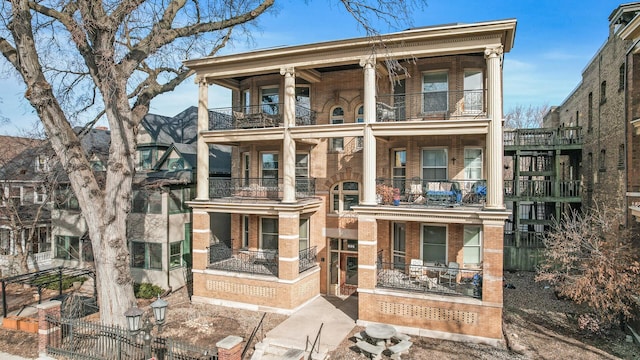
124,305,144,334
124,296,169,359
150,295,168,326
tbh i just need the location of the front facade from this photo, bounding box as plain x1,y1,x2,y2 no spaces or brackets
0,136,53,275
186,21,515,343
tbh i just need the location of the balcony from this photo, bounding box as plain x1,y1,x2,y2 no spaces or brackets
375,178,486,207
375,90,486,122
504,179,581,199
377,261,482,299
208,104,316,130
207,243,318,276
503,127,582,147
209,177,316,201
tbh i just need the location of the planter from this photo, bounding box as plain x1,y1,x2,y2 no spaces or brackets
17,317,38,333
2,316,20,330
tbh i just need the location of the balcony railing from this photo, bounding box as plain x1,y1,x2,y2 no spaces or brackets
209,177,316,200
208,243,278,276
376,261,482,299
207,243,318,276
375,90,486,122
375,178,486,206
504,179,581,198
299,246,317,273
504,231,545,248
504,127,583,147
208,104,316,130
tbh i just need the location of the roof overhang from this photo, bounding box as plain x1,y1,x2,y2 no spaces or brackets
185,19,517,84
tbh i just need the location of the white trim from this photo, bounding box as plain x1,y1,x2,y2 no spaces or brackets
278,234,299,240
193,229,210,234
357,240,377,246
278,256,299,262
193,249,208,254
358,264,376,270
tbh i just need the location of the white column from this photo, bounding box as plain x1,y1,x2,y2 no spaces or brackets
485,46,505,209
360,57,377,205
281,67,297,203
196,77,210,200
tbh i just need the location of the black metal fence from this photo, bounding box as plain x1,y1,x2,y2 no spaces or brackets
298,246,317,273
46,315,217,360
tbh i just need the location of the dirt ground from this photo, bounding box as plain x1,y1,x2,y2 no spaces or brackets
1,271,639,359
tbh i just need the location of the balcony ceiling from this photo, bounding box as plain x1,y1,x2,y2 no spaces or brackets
184,19,517,84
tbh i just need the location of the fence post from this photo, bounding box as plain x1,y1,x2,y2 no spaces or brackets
216,336,243,360
36,300,62,359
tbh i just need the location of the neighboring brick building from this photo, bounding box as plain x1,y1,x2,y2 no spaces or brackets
185,20,516,344
546,2,640,227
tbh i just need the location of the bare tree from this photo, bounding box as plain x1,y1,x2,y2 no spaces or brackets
504,104,549,129
0,0,424,325
536,206,640,332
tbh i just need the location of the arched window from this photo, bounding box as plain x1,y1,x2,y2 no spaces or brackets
330,107,344,151
331,181,359,212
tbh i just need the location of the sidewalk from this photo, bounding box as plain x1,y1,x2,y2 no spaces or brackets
0,351,33,359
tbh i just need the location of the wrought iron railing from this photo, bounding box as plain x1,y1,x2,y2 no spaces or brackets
375,90,486,122
375,177,486,206
208,104,316,130
503,126,583,146
376,261,482,299
299,246,317,273
208,244,278,276
45,315,217,360
209,177,316,200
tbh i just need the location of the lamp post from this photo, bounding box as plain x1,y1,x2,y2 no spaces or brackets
124,296,169,360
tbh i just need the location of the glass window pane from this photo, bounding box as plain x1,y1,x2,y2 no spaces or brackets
131,242,146,268
344,194,359,210
148,243,163,270
332,107,344,116
262,218,278,233
148,191,162,214
464,227,480,246
343,182,359,190
170,242,182,268
463,247,481,264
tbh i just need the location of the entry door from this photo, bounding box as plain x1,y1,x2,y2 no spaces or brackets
340,253,358,296
393,223,406,269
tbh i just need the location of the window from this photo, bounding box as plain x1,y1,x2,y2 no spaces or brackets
299,218,309,251
618,144,625,169
131,241,162,269
599,149,606,171
33,226,50,253
132,190,162,214
138,148,155,170
260,218,278,250
35,155,49,172
0,228,10,255
261,153,278,187
619,64,625,91
243,89,251,113
422,71,448,112
242,215,249,248
330,107,344,151
600,81,606,104
588,92,593,131
422,149,448,180
421,225,446,264
169,188,190,213
392,150,406,189
261,87,279,115
464,148,483,179
463,226,482,265
295,153,309,178
355,106,364,150
170,241,182,268
295,86,311,120
167,158,184,171
6,186,21,207
463,70,483,113
331,181,359,212
54,187,79,210
55,235,80,260
242,153,250,186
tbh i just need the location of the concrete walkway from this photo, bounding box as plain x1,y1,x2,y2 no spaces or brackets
0,351,33,359
261,295,357,355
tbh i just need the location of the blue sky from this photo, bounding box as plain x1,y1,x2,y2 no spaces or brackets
0,0,629,135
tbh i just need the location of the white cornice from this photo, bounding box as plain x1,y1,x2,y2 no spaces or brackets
351,205,507,224
187,199,323,215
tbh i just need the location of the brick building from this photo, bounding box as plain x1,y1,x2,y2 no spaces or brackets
185,20,516,344
546,2,640,227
